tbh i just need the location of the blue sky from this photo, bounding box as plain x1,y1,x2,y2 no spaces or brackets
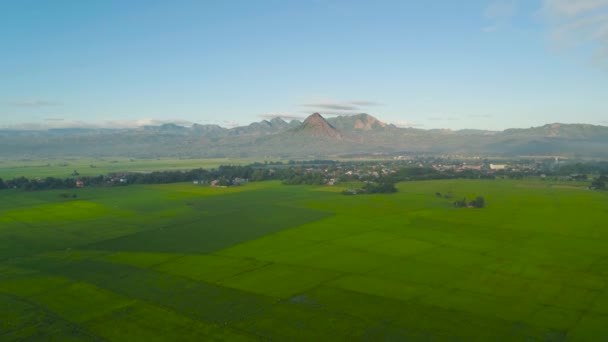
1,0,607,130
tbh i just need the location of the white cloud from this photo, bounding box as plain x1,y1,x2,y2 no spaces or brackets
542,0,608,63
482,0,518,32
543,0,608,16
259,113,304,121
349,100,383,106
0,118,197,130
5,99,63,107
300,99,383,111
391,120,423,128
301,102,359,110
484,0,518,19
468,114,494,119
306,111,361,116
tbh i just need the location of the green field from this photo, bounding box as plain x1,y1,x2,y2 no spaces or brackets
0,158,255,179
1,179,608,341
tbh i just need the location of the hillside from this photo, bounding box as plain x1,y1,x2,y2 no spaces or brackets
2,114,608,158
293,113,342,139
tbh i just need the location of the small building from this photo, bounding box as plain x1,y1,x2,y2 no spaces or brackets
490,164,507,170
75,179,84,188
232,178,248,186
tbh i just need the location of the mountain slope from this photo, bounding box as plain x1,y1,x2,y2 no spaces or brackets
327,113,388,131
293,113,342,139
2,114,608,158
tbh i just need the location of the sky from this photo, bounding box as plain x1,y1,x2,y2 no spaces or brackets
1,0,607,130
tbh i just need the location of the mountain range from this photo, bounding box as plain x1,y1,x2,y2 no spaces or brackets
2,113,608,158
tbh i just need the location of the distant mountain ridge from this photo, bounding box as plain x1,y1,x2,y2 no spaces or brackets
1,113,608,158
295,113,342,139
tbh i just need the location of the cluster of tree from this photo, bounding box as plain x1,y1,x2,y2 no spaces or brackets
453,196,486,209
362,181,397,194
122,165,255,185
342,181,397,195
0,176,104,191
0,165,260,191
7,159,588,194
281,170,327,185
386,167,496,183
554,162,608,176
590,175,607,190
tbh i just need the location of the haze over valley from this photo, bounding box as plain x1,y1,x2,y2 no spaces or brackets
2,1,608,341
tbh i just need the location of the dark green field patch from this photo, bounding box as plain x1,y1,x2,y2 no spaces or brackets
154,254,270,283
30,282,136,323
0,293,101,342
0,276,71,297
84,301,253,342
86,188,333,254
13,257,277,325
218,263,341,299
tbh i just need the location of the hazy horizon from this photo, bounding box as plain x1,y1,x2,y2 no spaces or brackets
2,0,608,130
1,111,607,132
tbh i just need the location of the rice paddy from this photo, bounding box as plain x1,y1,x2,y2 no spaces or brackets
1,179,608,341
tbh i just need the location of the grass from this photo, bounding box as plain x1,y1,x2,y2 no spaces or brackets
0,157,255,179
1,178,608,340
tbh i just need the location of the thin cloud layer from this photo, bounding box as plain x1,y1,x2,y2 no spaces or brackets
306,111,361,116
542,0,608,63
482,0,518,32
301,102,359,111
391,120,423,128
301,100,383,111
544,0,608,16
1,118,197,130
349,100,382,107
259,113,304,121
6,100,63,107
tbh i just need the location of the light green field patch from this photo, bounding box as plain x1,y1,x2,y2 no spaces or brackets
362,237,436,258
440,232,506,253
0,157,255,179
155,254,270,283
0,265,38,280
85,301,252,341
219,263,340,298
31,281,136,322
330,230,400,248
452,270,562,303
41,249,110,261
370,259,470,287
518,265,607,291
418,287,540,323
216,235,319,258
277,216,374,242
327,275,426,302
383,224,459,244
0,276,71,297
104,251,179,268
1,201,111,223
493,246,599,272
149,180,271,199
253,243,397,274
413,246,495,269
